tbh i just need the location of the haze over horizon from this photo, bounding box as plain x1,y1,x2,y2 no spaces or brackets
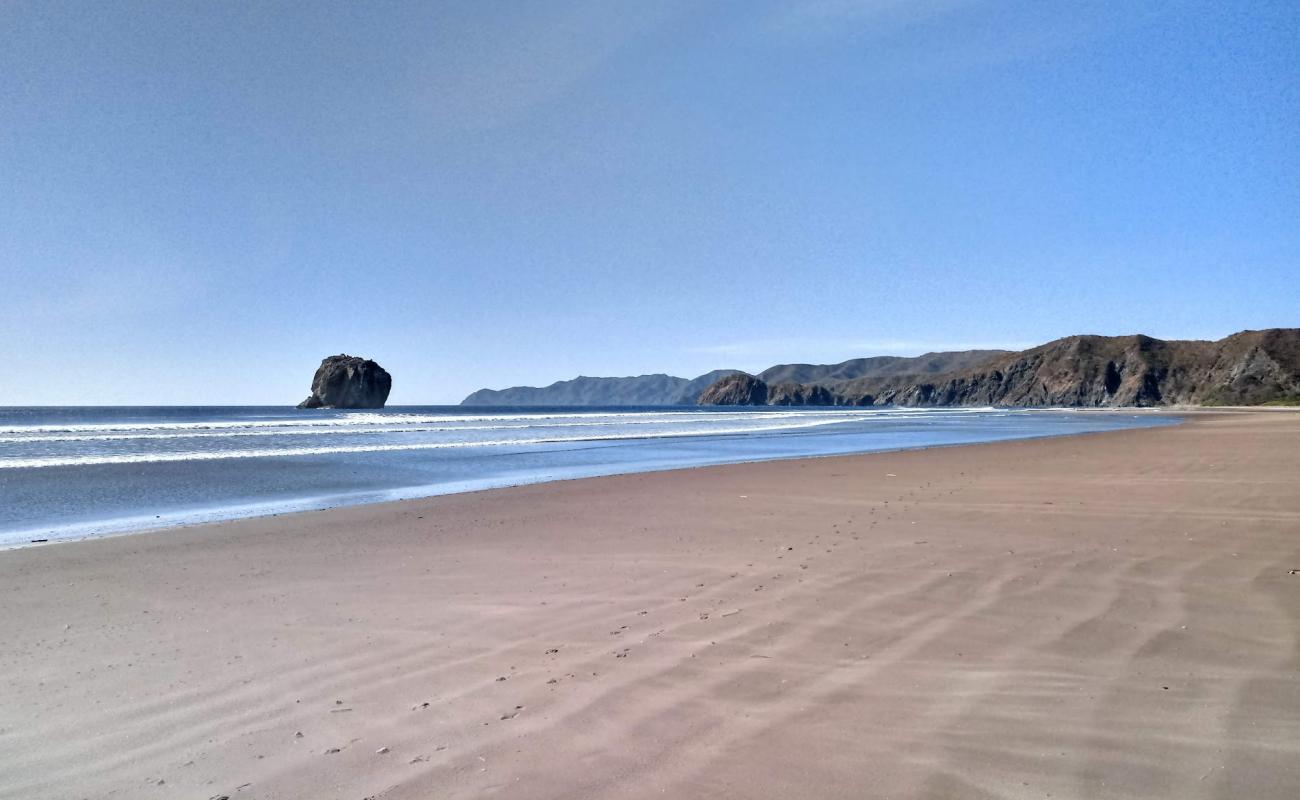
3,1,1297,405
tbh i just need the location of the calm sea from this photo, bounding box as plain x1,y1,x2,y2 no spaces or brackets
0,405,1176,546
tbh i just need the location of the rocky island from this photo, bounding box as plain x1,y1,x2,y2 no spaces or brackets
297,354,392,409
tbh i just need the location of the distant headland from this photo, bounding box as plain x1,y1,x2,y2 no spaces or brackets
461,329,1300,408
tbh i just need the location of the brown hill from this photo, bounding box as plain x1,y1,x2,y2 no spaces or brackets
758,350,1007,385
698,329,1300,407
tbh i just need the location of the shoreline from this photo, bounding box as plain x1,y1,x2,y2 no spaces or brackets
3,410,1298,798
2,406,1182,550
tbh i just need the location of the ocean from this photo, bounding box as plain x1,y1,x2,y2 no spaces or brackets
0,405,1177,546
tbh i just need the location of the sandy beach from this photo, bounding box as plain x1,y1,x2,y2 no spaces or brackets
2,410,1298,799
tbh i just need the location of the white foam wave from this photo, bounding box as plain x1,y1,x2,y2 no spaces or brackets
1,409,818,434
0,408,937,443
0,409,886,435
0,415,873,469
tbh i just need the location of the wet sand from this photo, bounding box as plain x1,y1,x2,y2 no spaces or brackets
1,410,1298,799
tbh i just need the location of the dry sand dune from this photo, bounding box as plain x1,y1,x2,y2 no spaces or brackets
1,411,1298,799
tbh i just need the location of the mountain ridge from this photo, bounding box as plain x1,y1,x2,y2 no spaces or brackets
757,350,1009,385
462,329,1300,407
460,370,742,406
701,329,1300,408
458,350,1012,407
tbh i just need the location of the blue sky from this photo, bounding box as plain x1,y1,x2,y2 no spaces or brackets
2,1,1297,405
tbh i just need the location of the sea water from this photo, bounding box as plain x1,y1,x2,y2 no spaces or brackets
0,405,1177,546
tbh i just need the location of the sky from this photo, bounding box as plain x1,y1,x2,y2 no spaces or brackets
2,0,1297,405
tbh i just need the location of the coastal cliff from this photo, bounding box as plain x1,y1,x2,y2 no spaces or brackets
697,329,1300,408
298,355,392,409
461,329,1300,409
459,353,1019,407
697,373,769,405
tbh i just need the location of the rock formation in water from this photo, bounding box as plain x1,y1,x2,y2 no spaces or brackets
697,329,1300,408
297,355,392,409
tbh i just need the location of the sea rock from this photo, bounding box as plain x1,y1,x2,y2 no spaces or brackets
697,373,769,405
297,355,392,409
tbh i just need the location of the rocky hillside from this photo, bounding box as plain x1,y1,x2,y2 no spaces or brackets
768,382,838,405
461,351,1011,406
673,370,746,404
461,370,740,407
757,350,1007,385
698,329,1300,408
697,373,769,405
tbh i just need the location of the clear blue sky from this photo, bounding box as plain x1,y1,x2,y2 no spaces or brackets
2,1,1297,405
